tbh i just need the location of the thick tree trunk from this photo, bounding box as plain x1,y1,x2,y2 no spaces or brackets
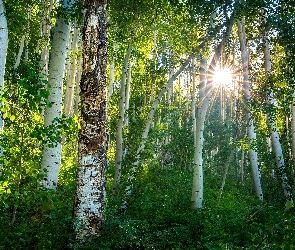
73,0,108,240
113,45,132,194
237,18,263,200
40,0,72,189
0,0,8,158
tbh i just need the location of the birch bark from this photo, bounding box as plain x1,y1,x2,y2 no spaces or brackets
237,18,263,200
40,0,72,189
73,0,108,239
0,0,8,158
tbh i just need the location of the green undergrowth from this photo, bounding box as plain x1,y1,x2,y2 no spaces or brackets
1,163,294,249
73,167,295,249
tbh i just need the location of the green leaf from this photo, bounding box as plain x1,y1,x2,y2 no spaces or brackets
285,200,293,210
9,115,16,121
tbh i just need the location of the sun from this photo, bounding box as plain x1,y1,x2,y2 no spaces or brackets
213,68,233,88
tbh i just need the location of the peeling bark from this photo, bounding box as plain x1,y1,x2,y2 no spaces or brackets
73,0,108,240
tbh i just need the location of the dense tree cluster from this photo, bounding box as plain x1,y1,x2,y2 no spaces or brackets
0,0,295,248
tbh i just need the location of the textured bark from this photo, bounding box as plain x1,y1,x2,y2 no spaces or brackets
64,27,79,116
237,18,263,200
73,0,108,240
0,0,8,158
40,0,72,189
113,45,132,194
262,19,292,202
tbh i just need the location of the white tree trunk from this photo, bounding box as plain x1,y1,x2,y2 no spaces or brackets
191,15,234,209
0,0,8,158
124,63,132,126
191,58,206,209
292,95,295,166
64,26,79,116
107,60,115,99
113,45,132,194
237,18,263,200
74,56,82,116
262,20,292,202
40,0,72,189
14,35,25,69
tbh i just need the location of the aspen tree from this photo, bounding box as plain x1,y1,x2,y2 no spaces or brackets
292,94,295,166
113,45,132,194
190,57,206,209
121,13,235,210
14,7,31,69
107,60,115,99
237,18,263,200
191,14,234,209
262,13,293,202
40,0,54,76
74,56,82,116
64,26,79,116
73,0,108,239
40,0,73,189
0,0,8,158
